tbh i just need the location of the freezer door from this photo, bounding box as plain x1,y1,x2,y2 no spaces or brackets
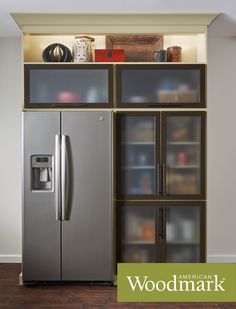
61,112,113,281
23,112,61,281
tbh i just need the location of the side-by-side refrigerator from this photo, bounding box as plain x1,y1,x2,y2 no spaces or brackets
23,111,113,283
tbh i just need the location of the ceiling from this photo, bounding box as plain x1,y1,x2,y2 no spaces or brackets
0,0,235,37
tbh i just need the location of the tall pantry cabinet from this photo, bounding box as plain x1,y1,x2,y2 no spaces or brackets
115,64,206,264
12,13,218,283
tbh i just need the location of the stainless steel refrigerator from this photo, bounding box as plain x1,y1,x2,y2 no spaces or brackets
23,111,113,283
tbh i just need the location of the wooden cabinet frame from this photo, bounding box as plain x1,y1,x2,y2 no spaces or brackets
116,111,206,200
116,201,206,265
116,64,206,108
24,64,114,109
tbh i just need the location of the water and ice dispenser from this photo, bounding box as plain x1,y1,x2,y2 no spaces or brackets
31,155,53,191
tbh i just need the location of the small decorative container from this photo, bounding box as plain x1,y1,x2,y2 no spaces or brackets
42,43,72,62
72,35,95,62
95,49,124,62
152,49,167,62
167,46,182,62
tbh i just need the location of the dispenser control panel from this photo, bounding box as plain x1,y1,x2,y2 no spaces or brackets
32,156,52,168
31,155,53,191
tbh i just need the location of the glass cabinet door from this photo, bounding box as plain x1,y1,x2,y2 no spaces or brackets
165,204,204,263
24,64,113,108
118,205,157,263
162,112,205,199
116,64,205,108
117,114,160,198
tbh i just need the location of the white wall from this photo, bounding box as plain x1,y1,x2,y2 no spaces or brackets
0,11,236,263
0,38,22,262
207,14,236,262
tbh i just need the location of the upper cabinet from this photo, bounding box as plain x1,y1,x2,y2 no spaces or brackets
24,64,113,108
116,64,205,108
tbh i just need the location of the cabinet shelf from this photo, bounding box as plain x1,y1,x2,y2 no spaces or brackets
170,165,200,169
122,165,155,170
122,142,155,145
167,241,200,245
122,240,155,245
167,141,200,145
24,61,207,65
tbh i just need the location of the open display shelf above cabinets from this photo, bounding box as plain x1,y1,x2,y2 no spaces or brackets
22,33,207,64
12,13,218,64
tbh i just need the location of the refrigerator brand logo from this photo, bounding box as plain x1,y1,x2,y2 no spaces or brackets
126,274,225,293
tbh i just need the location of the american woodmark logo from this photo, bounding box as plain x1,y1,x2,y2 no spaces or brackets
126,274,225,292
117,263,236,302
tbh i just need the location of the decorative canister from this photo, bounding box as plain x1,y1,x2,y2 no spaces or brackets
167,46,182,62
152,49,167,62
72,35,95,62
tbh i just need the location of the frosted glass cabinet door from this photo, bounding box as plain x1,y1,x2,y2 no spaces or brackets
119,206,156,263
162,112,205,199
116,64,205,108
24,64,113,108
165,204,204,263
117,114,160,198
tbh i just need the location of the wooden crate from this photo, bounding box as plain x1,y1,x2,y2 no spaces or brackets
106,35,163,62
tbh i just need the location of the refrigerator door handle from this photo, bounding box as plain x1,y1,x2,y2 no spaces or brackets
61,135,70,221
55,135,61,220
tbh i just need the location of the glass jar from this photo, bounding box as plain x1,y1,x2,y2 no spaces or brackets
72,35,95,62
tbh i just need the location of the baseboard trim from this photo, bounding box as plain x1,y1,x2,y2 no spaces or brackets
0,255,22,263
207,255,236,262
0,255,235,263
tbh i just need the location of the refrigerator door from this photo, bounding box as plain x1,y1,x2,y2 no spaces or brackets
61,111,113,281
23,112,61,281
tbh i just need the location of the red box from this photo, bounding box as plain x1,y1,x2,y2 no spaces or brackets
94,49,124,62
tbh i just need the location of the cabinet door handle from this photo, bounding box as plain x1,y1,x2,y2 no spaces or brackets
157,164,161,195
162,163,166,196
162,207,167,239
158,207,163,238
